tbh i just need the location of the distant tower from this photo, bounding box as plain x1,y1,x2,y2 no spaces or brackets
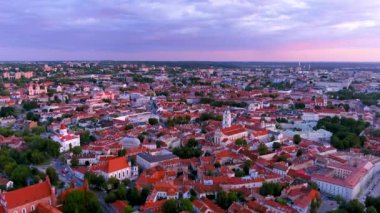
59,125,68,135
222,109,232,129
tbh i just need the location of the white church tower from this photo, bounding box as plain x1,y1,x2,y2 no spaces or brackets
59,125,68,135
222,109,232,129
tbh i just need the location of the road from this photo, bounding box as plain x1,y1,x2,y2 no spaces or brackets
96,191,116,213
34,158,83,193
358,172,380,204
36,159,115,212
318,195,338,213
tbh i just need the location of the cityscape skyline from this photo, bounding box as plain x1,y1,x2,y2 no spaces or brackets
1,0,380,61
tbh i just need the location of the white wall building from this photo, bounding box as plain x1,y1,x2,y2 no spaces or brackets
90,156,138,181
51,125,80,152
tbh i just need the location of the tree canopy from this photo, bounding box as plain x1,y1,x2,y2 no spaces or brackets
259,182,283,197
258,143,269,155
216,191,238,209
0,106,16,117
62,190,102,213
172,138,202,159
328,89,380,106
316,116,369,150
293,134,301,145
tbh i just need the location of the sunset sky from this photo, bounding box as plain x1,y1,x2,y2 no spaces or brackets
1,0,380,61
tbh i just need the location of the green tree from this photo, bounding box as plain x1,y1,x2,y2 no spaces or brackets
316,116,369,150
243,160,252,175
11,165,31,187
234,169,245,177
365,196,380,212
187,138,199,147
276,155,288,162
0,84,9,96
26,112,40,121
258,143,269,155
118,149,127,157
137,134,144,143
294,103,305,109
126,187,141,206
310,198,321,213
148,118,159,125
116,183,127,200
214,162,221,168
345,199,365,213
0,106,16,117
46,167,59,185
172,146,202,159
235,138,248,146
62,190,102,213
179,199,193,212
80,131,96,145
272,142,281,150
162,199,177,213
85,172,106,189
106,177,120,190
30,150,46,164
105,192,117,203
72,146,82,155
173,138,202,159
22,101,39,111
293,134,301,145
259,182,283,197
216,191,238,209
297,149,303,157
190,189,197,201
124,206,134,213
31,126,45,134
71,157,79,167
0,128,14,137
125,124,133,130
140,187,150,205
367,206,378,213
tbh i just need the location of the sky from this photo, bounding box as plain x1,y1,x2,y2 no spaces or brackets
1,0,380,61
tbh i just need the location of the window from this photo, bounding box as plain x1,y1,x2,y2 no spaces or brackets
13,211,18,213
22,209,26,213
31,205,35,211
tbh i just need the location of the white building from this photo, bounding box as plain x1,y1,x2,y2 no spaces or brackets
90,156,138,180
136,150,179,170
51,125,80,152
311,155,380,200
214,125,248,145
222,109,232,129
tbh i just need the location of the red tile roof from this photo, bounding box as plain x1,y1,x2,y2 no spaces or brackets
112,200,129,213
192,198,226,213
2,178,53,209
91,156,129,173
221,125,246,136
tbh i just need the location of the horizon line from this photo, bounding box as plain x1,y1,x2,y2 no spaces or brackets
1,60,380,63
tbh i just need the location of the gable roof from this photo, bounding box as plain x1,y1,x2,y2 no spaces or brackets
2,178,53,209
221,125,246,136
91,156,129,173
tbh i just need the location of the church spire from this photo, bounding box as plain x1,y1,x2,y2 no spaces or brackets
222,109,231,129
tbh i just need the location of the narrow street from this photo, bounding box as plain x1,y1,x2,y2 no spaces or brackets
96,191,115,213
